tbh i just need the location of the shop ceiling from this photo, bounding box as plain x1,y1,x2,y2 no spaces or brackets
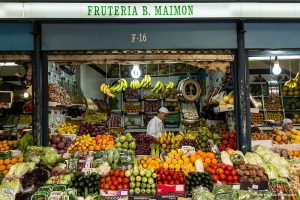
48,50,234,73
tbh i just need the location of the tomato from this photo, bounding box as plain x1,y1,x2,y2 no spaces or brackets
100,177,105,183
158,181,163,185
123,184,128,189
99,183,104,189
111,176,117,181
175,180,180,185
209,168,216,175
220,174,226,181
231,170,237,176
233,180,239,184
221,180,227,184
105,177,111,182
217,168,224,175
113,181,119,187
164,180,168,185
104,184,110,190
170,180,174,185
123,177,129,184
224,170,231,175
178,177,184,183
226,175,233,182
110,185,116,190
117,177,123,183
117,185,123,190
212,175,219,182
114,170,120,177
221,164,227,170
157,174,161,181
161,175,166,180
119,171,125,177
169,170,174,176
167,176,172,181
109,170,114,176
226,165,234,171
233,175,239,181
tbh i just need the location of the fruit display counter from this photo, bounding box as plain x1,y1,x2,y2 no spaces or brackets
0,130,298,200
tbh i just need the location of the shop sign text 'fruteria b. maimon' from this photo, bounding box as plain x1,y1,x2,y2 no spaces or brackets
3,2,300,18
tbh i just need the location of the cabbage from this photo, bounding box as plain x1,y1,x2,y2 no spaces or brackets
263,163,279,180
42,153,59,168
253,145,266,152
245,152,264,166
221,151,233,166
274,165,289,178
278,157,289,166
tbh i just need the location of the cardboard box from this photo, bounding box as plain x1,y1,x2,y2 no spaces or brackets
156,184,185,195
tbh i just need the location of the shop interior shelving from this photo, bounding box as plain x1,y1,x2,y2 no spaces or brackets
250,81,300,130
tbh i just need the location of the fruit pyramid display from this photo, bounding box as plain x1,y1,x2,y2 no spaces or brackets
162,89,178,99
264,96,282,110
157,132,184,153
286,129,300,144
115,133,136,152
197,127,220,152
272,128,290,144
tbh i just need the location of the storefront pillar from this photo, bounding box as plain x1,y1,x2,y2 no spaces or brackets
32,21,48,146
234,21,251,153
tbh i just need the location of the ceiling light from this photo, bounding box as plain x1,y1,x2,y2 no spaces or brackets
272,57,282,75
131,64,141,79
0,62,18,66
23,91,29,99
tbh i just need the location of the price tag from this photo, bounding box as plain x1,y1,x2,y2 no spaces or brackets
252,184,258,189
232,184,240,190
120,190,128,196
176,184,184,191
82,168,98,175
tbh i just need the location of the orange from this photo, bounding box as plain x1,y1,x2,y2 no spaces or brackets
0,165,6,172
190,155,197,163
171,159,177,165
94,145,101,151
211,158,218,165
2,170,8,174
95,135,102,140
18,156,24,163
204,158,211,164
4,146,9,151
206,152,215,159
10,158,17,165
0,160,3,166
0,148,4,151
6,164,12,171
88,146,95,151
3,159,10,165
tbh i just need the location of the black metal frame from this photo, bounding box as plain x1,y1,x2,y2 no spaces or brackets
28,18,297,148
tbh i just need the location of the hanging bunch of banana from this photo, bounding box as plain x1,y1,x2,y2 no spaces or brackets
165,81,174,91
284,72,300,89
109,79,128,93
151,81,165,93
140,75,152,88
99,83,115,98
130,80,141,90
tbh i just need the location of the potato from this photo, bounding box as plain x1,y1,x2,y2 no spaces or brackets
261,175,268,181
244,170,250,176
248,178,254,184
239,165,246,171
237,169,244,176
257,170,264,177
254,177,261,184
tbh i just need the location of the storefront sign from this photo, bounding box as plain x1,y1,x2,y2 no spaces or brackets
2,2,300,18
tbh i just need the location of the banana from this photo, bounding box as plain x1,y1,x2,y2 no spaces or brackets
100,83,106,92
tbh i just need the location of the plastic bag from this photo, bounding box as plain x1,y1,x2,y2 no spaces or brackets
192,186,215,200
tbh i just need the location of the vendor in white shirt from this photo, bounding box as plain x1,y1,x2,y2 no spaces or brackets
282,118,293,133
146,107,169,137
